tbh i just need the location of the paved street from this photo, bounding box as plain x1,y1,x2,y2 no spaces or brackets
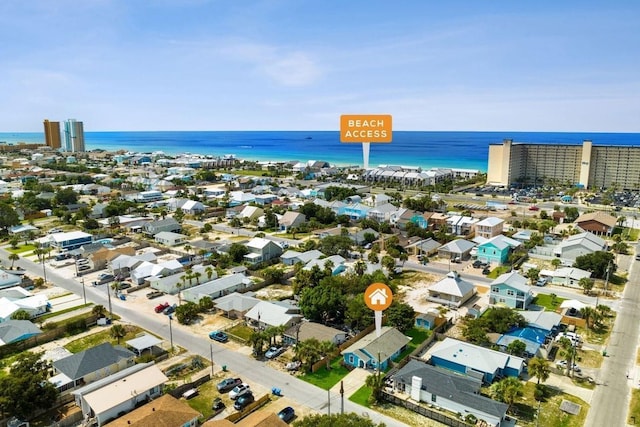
585,253,640,426
1,249,409,427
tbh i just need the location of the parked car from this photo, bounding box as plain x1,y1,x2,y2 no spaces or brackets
54,253,71,261
217,377,242,393
163,304,177,315
146,290,164,299
229,383,251,400
233,392,254,411
209,331,229,343
285,360,301,371
155,302,170,313
265,346,285,359
118,282,132,290
78,264,91,271
76,258,89,265
481,267,491,275
472,260,483,268
556,360,581,372
94,274,115,285
278,406,295,422
529,205,540,211
536,277,549,287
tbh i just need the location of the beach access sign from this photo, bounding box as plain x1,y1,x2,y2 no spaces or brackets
340,114,392,143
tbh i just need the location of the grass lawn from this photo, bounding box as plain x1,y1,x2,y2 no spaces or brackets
227,324,253,342
629,389,640,425
396,327,430,361
532,293,565,311
511,382,588,427
486,265,512,279
64,324,146,353
7,244,37,254
299,357,351,390
349,384,371,407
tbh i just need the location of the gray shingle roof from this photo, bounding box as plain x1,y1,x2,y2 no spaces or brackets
53,342,135,380
392,359,508,418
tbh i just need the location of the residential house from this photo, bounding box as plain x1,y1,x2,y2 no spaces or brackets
447,215,479,236
350,228,379,246
105,394,201,427
283,321,348,346
154,231,188,246
489,271,533,309
474,217,505,239
391,360,509,427
88,246,136,271
178,199,205,215
341,326,411,370
303,255,346,275
338,202,371,221
228,191,255,206
415,311,441,330
51,343,136,392
511,230,533,244
181,274,254,303
0,293,49,321
244,300,302,330
47,230,93,251
405,238,441,257
280,249,323,266
0,320,42,345
367,203,400,223
476,235,521,266
575,211,617,236
278,211,306,232
214,292,261,319
396,210,433,230
148,268,215,295
142,218,181,236
429,337,526,384
437,239,476,261
238,205,263,221
553,232,607,262
427,271,477,308
243,237,283,264
254,194,278,205
0,271,24,290
551,267,592,289
72,363,167,427
109,253,158,277
130,259,184,285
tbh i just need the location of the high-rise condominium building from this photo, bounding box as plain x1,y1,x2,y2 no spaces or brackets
64,119,85,152
487,139,640,191
43,119,61,149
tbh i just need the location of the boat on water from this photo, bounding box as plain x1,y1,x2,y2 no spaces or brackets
304,136,312,140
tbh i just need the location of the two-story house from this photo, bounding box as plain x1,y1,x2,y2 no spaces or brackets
473,217,505,239
142,218,181,237
243,237,283,264
476,235,521,266
489,271,533,309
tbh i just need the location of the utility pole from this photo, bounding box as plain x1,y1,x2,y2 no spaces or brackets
81,278,86,304
210,343,214,377
604,260,612,296
169,314,174,352
340,380,344,414
327,389,330,416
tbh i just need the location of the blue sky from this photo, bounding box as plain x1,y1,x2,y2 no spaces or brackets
1,1,639,132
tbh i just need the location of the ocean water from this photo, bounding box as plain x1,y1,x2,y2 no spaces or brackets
1,130,639,172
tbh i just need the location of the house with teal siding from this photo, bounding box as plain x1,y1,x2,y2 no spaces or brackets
489,271,533,309
476,235,521,265
341,326,411,370
338,203,371,221
430,337,526,384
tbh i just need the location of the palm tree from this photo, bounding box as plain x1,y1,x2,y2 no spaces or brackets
294,338,321,371
110,324,127,344
318,340,337,370
490,377,523,413
528,357,550,386
194,271,202,285
92,305,106,317
205,266,214,281
8,253,19,269
365,370,385,404
558,337,577,376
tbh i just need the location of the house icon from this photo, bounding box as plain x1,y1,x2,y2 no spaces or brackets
369,288,388,306
365,283,393,310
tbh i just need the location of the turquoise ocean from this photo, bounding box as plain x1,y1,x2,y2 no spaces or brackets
1,131,639,173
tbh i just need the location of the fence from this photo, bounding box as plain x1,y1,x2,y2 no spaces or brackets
224,394,270,423
382,391,471,427
167,374,211,399
308,323,378,373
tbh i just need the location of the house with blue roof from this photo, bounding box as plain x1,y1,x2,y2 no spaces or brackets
430,337,526,384
496,327,549,358
476,234,521,265
338,203,371,221
490,271,534,309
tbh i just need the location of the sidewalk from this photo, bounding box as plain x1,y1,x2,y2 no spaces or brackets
329,367,371,397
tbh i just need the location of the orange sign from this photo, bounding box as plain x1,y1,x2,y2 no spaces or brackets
340,114,392,143
364,283,393,311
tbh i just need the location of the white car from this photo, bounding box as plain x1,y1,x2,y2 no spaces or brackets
229,383,251,400
556,360,581,372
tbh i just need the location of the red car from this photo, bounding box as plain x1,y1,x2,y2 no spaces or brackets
155,302,170,313
528,205,540,211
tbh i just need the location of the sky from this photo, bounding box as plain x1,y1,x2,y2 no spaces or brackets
1,0,639,132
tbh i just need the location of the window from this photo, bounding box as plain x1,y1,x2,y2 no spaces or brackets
507,290,514,296
499,298,506,303
349,355,354,364
431,394,437,402
492,287,500,293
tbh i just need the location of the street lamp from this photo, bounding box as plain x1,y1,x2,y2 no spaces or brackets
168,314,174,352
81,277,86,304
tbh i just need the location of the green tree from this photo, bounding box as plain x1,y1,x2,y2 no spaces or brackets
579,277,595,295
249,329,268,356
381,255,396,274
0,352,59,419
525,268,540,284
228,243,249,263
175,301,199,324
53,187,79,206
10,309,31,320
319,235,353,257
318,340,337,370
489,376,523,412
198,296,214,312
506,339,527,357
110,324,127,344
365,370,386,404
385,301,416,332
92,304,106,316
345,295,373,331
299,283,345,324
574,251,616,278
8,252,19,269
0,202,21,234
294,338,322,371
528,357,550,386
292,412,385,427
557,337,577,376
551,258,562,268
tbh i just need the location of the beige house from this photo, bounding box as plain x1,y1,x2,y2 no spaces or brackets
473,217,505,239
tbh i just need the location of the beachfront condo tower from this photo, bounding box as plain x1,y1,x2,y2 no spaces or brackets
64,119,85,152
43,119,61,149
487,139,640,191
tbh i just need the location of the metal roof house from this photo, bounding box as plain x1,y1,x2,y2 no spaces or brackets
341,326,411,371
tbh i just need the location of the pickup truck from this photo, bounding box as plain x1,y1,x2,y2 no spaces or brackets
155,302,170,313
217,377,242,393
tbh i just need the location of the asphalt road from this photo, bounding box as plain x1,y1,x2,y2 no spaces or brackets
1,250,408,427
584,256,640,426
